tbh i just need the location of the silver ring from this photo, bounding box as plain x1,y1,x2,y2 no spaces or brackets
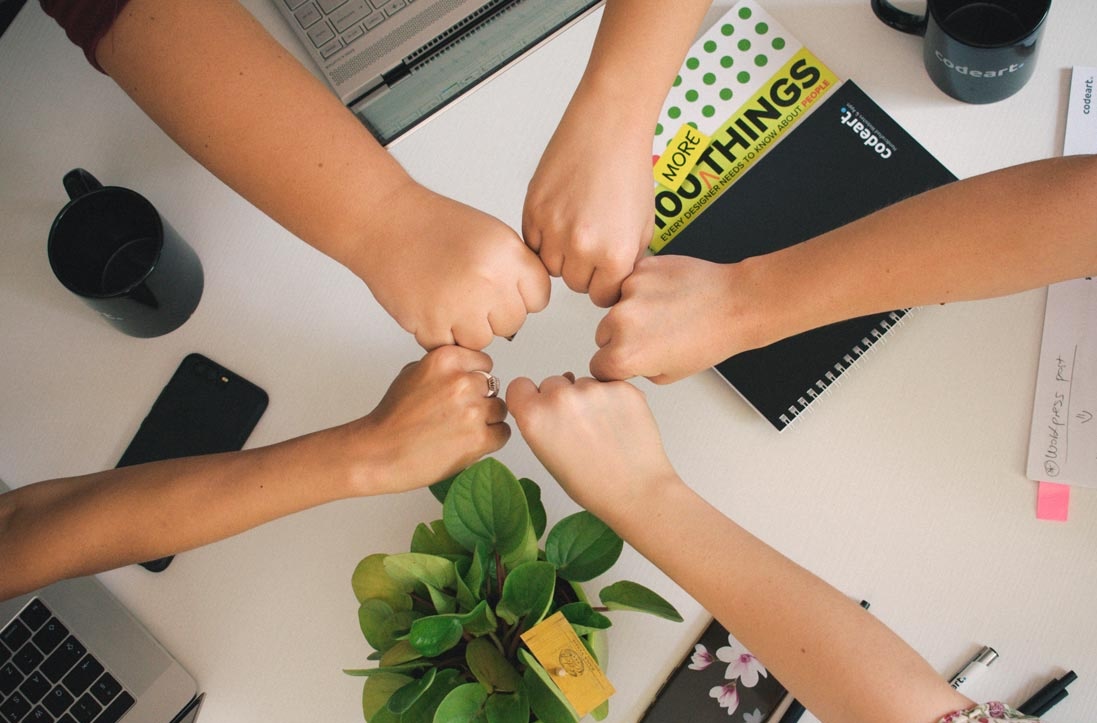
475,370,500,398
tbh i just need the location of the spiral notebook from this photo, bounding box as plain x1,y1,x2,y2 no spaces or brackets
657,80,955,430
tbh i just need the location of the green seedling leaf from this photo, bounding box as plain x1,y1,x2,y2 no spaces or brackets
466,637,522,693
486,689,529,723
443,458,531,556
590,700,610,721
411,519,468,556
599,580,683,622
388,667,437,714
384,553,457,591
518,478,547,540
545,512,623,582
353,554,413,611
359,599,420,654
407,615,465,657
432,683,488,723
363,672,413,721
518,649,580,723
496,561,556,628
558,603,611,635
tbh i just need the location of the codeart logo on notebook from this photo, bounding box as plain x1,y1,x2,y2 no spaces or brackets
839,104,896,159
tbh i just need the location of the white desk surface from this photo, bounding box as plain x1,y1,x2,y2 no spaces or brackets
2,2,1096,721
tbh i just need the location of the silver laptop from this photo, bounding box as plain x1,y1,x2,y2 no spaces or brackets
273,0,603,145
0,480,199,723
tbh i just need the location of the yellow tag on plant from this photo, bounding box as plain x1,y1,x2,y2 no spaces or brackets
520,611,615,716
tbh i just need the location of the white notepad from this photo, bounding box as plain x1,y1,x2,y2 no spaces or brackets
1025,68,1097,487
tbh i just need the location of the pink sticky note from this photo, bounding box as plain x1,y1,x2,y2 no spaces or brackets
1036,482,1070,522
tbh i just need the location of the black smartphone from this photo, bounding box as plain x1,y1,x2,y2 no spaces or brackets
117,353,269,572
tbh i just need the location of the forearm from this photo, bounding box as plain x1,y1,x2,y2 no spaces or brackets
0,426,359,600
747,155,1097,348
96,0,411,277
601,480,972,723
572,0,711,128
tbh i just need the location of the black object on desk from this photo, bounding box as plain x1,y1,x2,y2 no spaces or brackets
1019,670,1076,716
658,81,956,430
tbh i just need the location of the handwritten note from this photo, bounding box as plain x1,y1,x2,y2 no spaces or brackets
1026,277,1097,487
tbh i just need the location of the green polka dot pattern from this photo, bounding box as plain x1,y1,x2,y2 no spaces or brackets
652,0,799,150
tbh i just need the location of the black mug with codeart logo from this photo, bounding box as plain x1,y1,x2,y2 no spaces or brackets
871,0,1051,104
48,169,204,337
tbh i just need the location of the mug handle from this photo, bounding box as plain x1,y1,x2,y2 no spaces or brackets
62,168,104,201
870,0,928,36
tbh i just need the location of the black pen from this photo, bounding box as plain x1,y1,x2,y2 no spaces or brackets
1032,688,1069,717
775,600,871,723
1018,670,1076,715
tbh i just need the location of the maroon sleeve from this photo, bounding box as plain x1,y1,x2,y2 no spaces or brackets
39,0,134,73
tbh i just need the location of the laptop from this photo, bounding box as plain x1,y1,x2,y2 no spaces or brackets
273,0,603,145
0,480,199,723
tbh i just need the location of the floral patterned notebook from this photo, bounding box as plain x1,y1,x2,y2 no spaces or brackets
639,619,787,723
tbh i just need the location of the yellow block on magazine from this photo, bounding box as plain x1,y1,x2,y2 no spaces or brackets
653,124,712,192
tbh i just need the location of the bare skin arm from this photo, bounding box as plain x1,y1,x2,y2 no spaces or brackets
94,0,549,349
523,0,712,307
0,346,508,600
507,375,975,723
592,154,1097,382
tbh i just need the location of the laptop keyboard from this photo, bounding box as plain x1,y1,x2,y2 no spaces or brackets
283,0,410,60
0,599,135,723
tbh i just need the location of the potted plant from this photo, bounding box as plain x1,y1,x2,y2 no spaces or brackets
346,457,683,722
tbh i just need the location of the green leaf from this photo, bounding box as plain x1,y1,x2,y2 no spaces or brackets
403,669,463,723
599,580,683,622
518,649,580,723
411,519,468,556
455,561,479,611
486,689,529,723
464,545,489,602
500,521,539,571
388,668,437,714
443,458,531,556
407,615,465,657
545,512,623,583
496,561,556,628
353,554,413,611
590,700,610,721
363,672,413,721
384,553,458,591
426,584,457,615
429,474,456,504
380,640,423,667
558,603,612,635
518,478,547,540
466,637,522,693
343,662,430,677
359,599,420,654
459,600,498,636
432,683,488,723
584,630,609,671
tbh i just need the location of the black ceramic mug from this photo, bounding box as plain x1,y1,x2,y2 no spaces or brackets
48,169,204,337
871,0,1051,104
